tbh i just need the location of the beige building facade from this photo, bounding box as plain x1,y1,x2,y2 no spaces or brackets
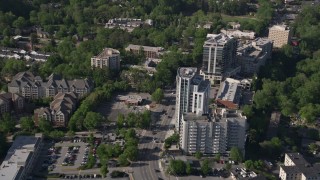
268,25,292,48
91,48,120,70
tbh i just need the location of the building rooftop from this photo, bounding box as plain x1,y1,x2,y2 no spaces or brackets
94,48,120,59
254,38,272,47
269,24,290,31
0,135,42,180
117,95,143,104
125,44,164,53
204,33,234,46
216,78,241,104
182,113,210,122
286,153,309,165
178,67,197,79
281,152,320,178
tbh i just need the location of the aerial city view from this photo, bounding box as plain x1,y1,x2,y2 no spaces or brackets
0,0,320,179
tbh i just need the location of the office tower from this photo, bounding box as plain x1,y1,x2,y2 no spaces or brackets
175,67,210,133
268,25,292,48
200,33,238,85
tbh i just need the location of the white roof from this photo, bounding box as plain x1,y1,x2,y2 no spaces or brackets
0,136,41,180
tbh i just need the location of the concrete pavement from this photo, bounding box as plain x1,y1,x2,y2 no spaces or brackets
133,92,176,180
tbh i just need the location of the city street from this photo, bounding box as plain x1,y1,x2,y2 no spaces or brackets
132,92,176,180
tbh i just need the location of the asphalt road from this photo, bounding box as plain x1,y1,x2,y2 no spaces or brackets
132,92,176,180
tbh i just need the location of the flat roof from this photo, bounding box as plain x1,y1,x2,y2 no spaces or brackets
182,113,210,122
216,78,241,104
126,44,164,52
117,95,143,104
204,33,234,46
94,48,120,59
177,67,197,79
269,24,290,31
0,135,41,180
254,38,272,46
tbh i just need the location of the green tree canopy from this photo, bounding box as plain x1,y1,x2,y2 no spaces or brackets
83,112,103,131
151,88,164,103
168,159,186,176
230,147,244,162
201,159,211,176
20,116,34,132
100,165,108,178
38,117,52,133
0,113,15,134
195,151,203,160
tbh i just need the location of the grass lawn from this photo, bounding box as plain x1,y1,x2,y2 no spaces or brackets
221,14,260,24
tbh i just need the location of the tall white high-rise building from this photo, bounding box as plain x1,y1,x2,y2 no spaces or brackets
214,108,247,154
200,33,239,85
180,108,247,155
181,113,213,154
175,67,210,133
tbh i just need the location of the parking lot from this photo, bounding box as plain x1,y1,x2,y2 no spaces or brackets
96,92,151,122
33,137,107,179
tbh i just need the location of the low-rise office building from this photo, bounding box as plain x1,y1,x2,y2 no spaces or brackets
105,18,153,32
91,48,120,70
0,47,53,62
0,134,43,180
279,153,320,180
220,29,255,40
216,78,242,109
125,44,164,59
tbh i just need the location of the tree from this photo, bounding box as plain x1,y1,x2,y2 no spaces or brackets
123,145,138,161
38,118,52,133
83,112,103,131
245,160,254,170
168,160,186,176
186,162,193,175
125,128,136,140
117,114,126,128
12,17,27,29
309,143,319,154
0,113,15,134
118,153,129,166
49,130,65,139
30,33,38,48
151,88,164,103
114,143,122,157
100,165,108,178
201,159,211,176
195,151,203,160
230,147,243,162
20,116,34,132
225,163,232,171
259,137,282,158
214,153,221,162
